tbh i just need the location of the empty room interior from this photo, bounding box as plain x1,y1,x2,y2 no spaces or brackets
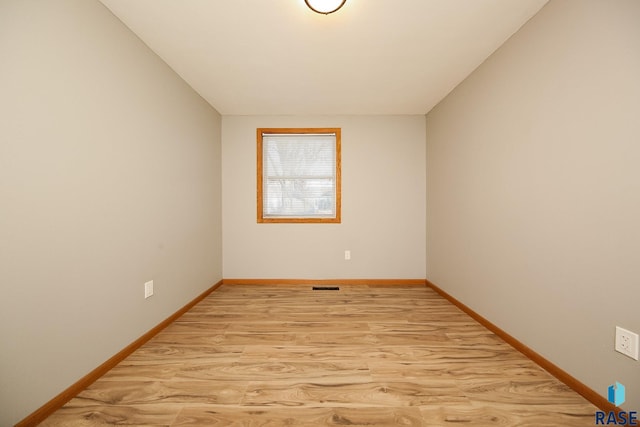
1,0,639,425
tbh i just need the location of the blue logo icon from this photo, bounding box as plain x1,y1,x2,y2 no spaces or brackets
608,382,626,407
596,382,637,425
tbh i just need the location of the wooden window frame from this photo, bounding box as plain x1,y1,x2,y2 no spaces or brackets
257,128,341,223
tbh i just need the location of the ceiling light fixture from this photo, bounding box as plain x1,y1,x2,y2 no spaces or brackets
304,0,347,15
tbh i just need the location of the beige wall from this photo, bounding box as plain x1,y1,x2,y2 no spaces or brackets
426,0,640,410
222,115,426,280
0,1,222,424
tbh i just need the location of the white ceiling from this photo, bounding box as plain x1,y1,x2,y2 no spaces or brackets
99,0,548,115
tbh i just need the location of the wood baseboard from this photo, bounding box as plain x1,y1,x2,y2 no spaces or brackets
223,278,427,286
16,280,224,427
425,279,616,413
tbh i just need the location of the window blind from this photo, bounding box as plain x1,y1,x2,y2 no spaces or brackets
262,133,337,218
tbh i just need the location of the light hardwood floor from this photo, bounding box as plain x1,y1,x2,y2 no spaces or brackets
42,285,597,426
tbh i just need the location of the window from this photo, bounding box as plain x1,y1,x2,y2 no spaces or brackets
257,128,341,223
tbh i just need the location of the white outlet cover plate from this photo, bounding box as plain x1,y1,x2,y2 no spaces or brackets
615,326,639,360
144,280,154,299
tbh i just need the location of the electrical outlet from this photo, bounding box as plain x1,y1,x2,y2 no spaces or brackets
615,326,639,360
144,280,154,299
344,250,351,260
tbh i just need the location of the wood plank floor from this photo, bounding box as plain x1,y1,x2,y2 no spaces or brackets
42,285,597,426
